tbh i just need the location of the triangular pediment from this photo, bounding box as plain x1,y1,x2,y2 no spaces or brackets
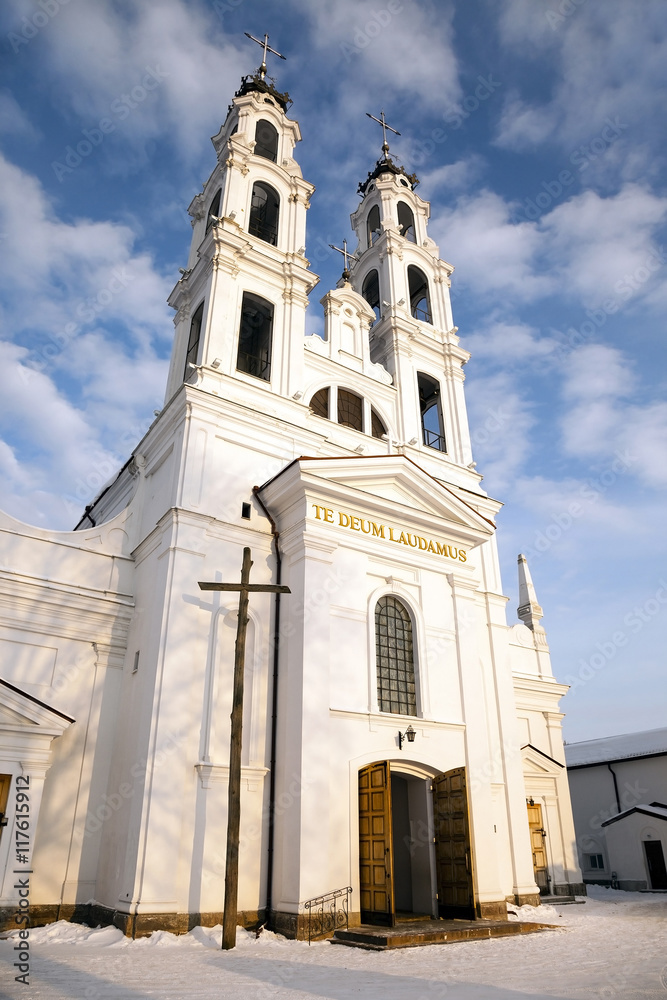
0,678,74,737
522,744,564,775
304,456,494,534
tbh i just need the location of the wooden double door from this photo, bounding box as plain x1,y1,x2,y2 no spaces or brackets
358,762,475,925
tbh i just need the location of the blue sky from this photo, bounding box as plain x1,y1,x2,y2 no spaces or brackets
0,0,665,742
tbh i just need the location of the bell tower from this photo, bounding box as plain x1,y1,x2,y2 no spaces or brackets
164,61,317,405
347,141,474,473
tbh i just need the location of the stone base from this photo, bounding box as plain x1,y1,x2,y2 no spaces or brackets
270,909,360,941
515,892,541,907
551,882,586,897
476,900,508,920
0,902,266,938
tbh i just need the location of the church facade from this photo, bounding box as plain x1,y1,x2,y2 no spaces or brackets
0,68,583,937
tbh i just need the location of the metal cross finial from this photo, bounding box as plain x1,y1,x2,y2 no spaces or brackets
366,109,401,160
329,239,358,280
244,32,286,81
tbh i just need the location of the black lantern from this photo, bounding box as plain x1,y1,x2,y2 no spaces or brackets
398,725,416,750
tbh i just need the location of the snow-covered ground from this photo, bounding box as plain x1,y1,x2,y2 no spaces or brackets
1,888,665,1000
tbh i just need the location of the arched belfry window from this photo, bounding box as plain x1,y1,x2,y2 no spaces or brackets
249,182,279,246
206,188,222,231
397,202,416,243
362,269,380,325
337,388,363,431
236,292,274,381
418,372,446,451
309,387,329,418
408,265,432,323
375,596,416,716
366,204,381,248
254,119,278,162
183,301,204,380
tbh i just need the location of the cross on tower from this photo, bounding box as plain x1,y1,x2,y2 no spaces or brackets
329,239,358,281
244,31,286,81
366,109,401,160
199,547,290,950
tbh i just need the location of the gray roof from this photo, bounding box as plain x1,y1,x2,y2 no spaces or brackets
564,726,667,768
601,803,667,827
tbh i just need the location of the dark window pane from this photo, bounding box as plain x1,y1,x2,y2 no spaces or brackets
236,292,273,381
408,265,431,323
206,188,222,231
367,204,381,248
249,182,279,245
375,596,416,716
254,119,278,162
418,372,446,452
397,201,416,243
310,387,329,419
338,388,363,431
362,269,380,325
371,408,386,439
184,301,204,379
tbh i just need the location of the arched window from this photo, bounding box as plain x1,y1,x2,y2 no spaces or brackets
362,270,380,325
206,188,222,231
397,202,416,242
337,388,363,431
375,596,416,716
309,387,329,418
371,407,386,439
249,182,279,246
408,266,431,323
366,204,381,248
183,301,204,380
236,292,274,381
254,119,278,162
418,372,446,451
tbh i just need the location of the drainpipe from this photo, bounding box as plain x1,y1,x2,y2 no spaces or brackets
252,485,283,928
607,763,621,814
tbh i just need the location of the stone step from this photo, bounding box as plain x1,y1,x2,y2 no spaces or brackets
332,918,557,951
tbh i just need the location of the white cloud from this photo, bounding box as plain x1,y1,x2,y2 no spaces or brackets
462,318,555,363
420,155,486,194
465,371,536,491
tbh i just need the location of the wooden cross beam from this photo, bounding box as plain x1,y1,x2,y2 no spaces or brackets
199,547,290,950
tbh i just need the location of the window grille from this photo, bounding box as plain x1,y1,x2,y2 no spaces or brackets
371,408,386,439
255,119,278,161
249,182,279,245
206,189,221,231
236,292,273,381
397,201,416,243
366,204,381,248
375,596,417,716
418,372,446,452
309,387,329,419
362,270,381,325
184,301,204,379
408,265,432,323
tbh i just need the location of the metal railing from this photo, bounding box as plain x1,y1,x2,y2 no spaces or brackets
303,886,352,944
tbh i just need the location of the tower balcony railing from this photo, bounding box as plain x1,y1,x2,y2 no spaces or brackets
422,427,447,452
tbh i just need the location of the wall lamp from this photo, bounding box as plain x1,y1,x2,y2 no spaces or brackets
398,725,416,750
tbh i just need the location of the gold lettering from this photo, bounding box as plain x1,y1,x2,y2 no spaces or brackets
372,522,385,538
418,536,428,550
398,531,408,545
339,512,349,526
428,540,436,553
407,533,418,548
436,542,447,556
350,516,361,531
311,504,322,519
389,526,398,541
458,549,467,563
323,508,334,523
360,519,372,534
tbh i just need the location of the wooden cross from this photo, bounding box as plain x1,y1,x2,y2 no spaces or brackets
366,109,401,160
244,31,286,81
199,547,290,950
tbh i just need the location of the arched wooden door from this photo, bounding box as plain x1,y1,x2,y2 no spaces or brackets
358,762,394,926
432,766,475,919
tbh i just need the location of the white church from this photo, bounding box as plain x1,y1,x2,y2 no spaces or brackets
0,59,583,938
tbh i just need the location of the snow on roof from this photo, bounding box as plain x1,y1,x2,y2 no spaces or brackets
564,726,667,767
601,803,667,827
